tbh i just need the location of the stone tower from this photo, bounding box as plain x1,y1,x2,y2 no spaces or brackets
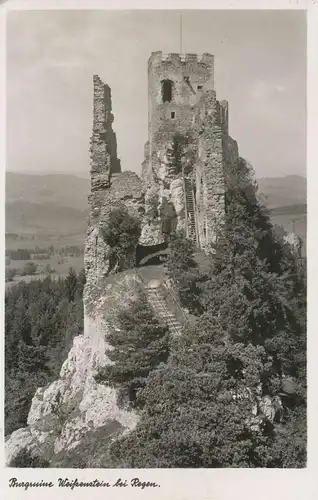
147,51,214,162
141,51,239,251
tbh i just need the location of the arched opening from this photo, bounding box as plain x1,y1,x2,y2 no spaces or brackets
136,242,168,267
162,79,173,103
139,250,168,267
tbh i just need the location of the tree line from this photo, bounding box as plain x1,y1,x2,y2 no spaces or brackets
5,268,85,436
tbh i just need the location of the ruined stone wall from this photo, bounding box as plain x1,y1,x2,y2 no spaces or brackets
86,76,144,288
195,92,239,250
89,76,120,196
141,52,214,246
195,91,224,249
85,172,144,291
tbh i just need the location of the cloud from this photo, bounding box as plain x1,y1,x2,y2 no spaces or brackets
251,80,288,100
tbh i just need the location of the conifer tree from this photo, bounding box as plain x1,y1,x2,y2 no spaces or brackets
96,293,170,408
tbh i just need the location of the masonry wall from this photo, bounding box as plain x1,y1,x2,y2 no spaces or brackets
195,91,223,249
143,51,241,252
148,52,214,161
90,76,120,197
86,76,144,289
194,92,239,250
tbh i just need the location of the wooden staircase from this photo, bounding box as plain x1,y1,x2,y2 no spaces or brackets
145,285,183,336
184,177,197,244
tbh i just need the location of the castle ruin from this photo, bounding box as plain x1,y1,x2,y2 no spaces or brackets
5,50,243,465
86,51,240,286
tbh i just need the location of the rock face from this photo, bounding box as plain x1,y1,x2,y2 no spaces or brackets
6,271,142,467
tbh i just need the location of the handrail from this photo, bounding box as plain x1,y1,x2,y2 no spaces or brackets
182,166,189,239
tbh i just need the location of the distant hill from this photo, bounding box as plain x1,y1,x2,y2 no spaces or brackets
5,172,306,245
6,200,88,236
257,175,306,209
6,172,89,211
5,172,90,242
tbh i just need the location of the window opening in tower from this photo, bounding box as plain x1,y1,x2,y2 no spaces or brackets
162,80,173,103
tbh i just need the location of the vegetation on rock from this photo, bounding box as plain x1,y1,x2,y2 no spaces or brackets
5,160,306,469
165,230,205,315
160,198,177,240
5,269,85,435
101,208,141,272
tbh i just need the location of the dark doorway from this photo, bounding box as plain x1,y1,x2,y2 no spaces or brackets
162,80,173,103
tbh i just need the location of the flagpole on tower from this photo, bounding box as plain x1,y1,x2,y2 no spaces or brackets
180,13,183,54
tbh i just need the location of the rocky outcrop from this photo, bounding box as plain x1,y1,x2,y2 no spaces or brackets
230,385,284,433
6,271,142,467
5,78,144,467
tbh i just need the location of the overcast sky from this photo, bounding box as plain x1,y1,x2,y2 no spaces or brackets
6,9,306,179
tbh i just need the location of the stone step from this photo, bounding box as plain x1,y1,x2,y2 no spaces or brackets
145,286,183,336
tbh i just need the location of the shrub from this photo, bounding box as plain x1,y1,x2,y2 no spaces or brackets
101,208,141,272
5,268,17,282
21,262,38,276
9,449,50,468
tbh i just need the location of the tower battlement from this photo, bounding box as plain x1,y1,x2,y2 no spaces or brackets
148,51,214,69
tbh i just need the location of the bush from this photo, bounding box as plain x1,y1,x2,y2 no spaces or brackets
45,264,55,274
160,198,177,239
5,268,17,282
9,449,50,468
21,262,38,276
101,208,141,272
166,230,205,314
146,191,160,220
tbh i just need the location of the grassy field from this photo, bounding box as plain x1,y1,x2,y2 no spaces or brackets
6,255,84,273
5,233,85,251
5,250,84,290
